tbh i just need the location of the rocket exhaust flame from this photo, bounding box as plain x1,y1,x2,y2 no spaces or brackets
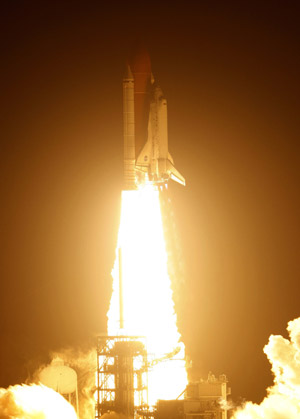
107,185,187,404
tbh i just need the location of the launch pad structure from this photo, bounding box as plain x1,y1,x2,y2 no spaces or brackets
95,334,230,419
96,335,149,419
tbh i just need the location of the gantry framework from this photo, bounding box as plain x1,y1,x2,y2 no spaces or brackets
96,335,149,419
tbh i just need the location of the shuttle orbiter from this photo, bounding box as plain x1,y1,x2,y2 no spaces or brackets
123,48,185,190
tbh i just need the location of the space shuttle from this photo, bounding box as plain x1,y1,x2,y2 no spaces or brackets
123,48,185,190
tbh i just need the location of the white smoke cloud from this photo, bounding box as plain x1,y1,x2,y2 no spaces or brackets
0,384,77,419
234,317,300,418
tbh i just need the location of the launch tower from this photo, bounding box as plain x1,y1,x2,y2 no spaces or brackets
96,335,149,419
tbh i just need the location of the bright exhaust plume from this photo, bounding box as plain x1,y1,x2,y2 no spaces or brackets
0,384,77,419
107,185,187,404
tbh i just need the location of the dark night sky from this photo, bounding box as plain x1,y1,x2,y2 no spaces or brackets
1,0,299,405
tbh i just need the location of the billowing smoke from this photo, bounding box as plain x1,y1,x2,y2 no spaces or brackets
234,317,300,418
0,384,77,418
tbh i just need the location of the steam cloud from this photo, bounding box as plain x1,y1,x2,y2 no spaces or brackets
0,347,96,419
234,317,300,418
0,384,77,418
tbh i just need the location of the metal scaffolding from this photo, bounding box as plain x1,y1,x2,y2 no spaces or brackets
96,335,149,419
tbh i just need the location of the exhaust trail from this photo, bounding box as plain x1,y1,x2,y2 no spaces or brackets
107,186,187,404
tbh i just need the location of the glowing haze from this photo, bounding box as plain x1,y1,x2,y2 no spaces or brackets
234,317,300,418
107,185,187,404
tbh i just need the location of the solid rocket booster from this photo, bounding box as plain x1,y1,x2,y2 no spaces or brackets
123,65,136,189
123,48,185,190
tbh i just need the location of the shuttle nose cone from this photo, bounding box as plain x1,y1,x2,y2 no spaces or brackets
124,62,134,79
